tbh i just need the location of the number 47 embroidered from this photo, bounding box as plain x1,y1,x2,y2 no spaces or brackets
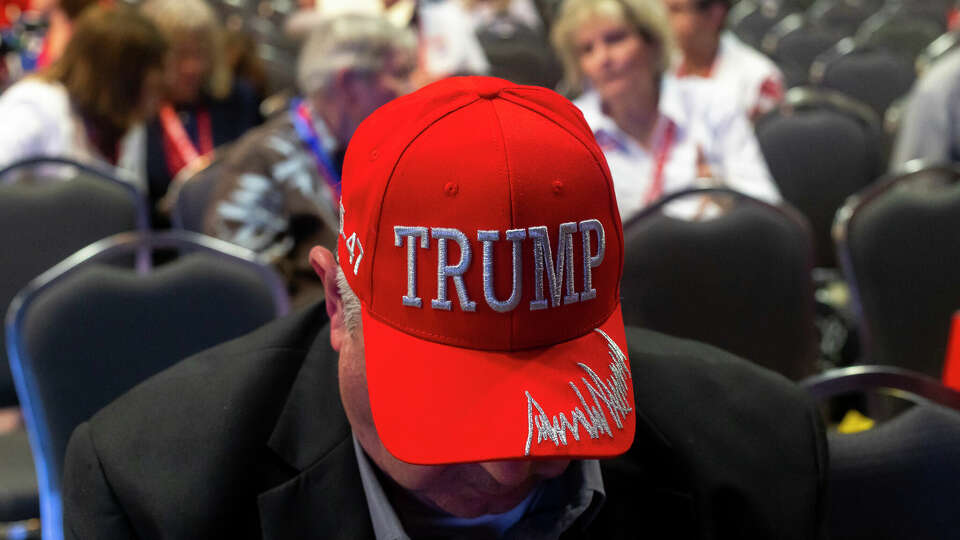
339,201,364,275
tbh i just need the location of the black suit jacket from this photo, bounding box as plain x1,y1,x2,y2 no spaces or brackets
63,303,827,539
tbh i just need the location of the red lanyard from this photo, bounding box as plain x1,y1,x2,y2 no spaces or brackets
644,119,677,206
160,103,213,178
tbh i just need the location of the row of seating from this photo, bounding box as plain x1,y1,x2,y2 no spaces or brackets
0,157,294,539
734,0,957,130
1,146,959,538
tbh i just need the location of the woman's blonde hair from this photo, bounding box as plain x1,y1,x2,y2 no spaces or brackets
139,0,232,100
550,0,676,95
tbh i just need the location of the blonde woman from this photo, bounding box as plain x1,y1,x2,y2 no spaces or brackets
139,0,262,223
552,0,780,221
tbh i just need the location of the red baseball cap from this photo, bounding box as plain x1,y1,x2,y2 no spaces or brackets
337,76,634,465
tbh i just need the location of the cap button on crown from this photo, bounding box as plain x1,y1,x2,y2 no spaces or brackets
470,77,505,100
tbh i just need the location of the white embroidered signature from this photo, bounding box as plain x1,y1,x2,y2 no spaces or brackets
524,329,633,456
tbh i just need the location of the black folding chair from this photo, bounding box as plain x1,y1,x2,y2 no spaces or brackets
811,40,917,120
916,30,960,74
803,366,960,540
621,188,818,380
755,87,884,267
834,161,960,377
0,156,149,407
806,0,883,36
856,13,944,63
729,0,800,50
170,155,227,233
475,15,562,89
762,15,846,88
5,230,291,540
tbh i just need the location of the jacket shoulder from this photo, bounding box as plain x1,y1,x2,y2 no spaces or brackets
616,326,827,539
69,304,333,535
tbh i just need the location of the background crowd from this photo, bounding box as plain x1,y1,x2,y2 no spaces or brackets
1,0,960,538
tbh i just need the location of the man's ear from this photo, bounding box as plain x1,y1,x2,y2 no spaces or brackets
309,246,349,352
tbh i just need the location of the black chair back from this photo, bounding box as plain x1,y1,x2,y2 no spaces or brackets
811,40,917,119
755,87,883,267
5,230,291,540
803,366,960,540
763,15,845,88
835,162,960,376
170,156,226,232
806,0,882,36
621,188,817,380
729,0,799,50
916,31,960,74
476,15,562,89
0,157,147,407
856,14,944,62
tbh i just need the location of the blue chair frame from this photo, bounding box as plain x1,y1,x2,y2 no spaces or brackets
5,230,290,540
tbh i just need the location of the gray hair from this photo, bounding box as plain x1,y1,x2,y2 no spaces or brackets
336,265,363,335
297,13,417,97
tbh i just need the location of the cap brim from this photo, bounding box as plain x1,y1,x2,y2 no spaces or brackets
362,304,635,465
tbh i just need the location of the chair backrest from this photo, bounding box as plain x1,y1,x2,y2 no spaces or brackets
0,157,148,408
834,162,960,377
621,188,817,380
170,155,226,232
806,0,882,36
802,366,960,540
811,40,917,119
856,13,945,62
916,30,960,75
763,15,846,88
729,0,799,50
803,364,960,409
475,15,562,89
5,230,291,540
755,87,883,267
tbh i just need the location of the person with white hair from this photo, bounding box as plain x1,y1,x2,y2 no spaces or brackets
204,13,417,307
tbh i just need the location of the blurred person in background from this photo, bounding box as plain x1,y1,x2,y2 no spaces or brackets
139,0,261,226
0,4,166,186
31,0,101,69
552,0,779,222
204,13,416,307
664,0,783,120
223,28,269,107
890,47,960,171
286,0,487,88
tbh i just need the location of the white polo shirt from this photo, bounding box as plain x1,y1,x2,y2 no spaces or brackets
0,78,146,189
676,32,785,119
417,0,490,77
574,76,780,223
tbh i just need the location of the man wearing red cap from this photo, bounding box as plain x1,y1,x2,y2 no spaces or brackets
63,76,826,539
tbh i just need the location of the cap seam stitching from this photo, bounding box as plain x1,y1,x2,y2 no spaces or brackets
368,95,483,306
498,92,625,306
486,98,517,348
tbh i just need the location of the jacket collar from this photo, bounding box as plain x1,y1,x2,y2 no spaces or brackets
254,307,695,537
257,315,375,538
